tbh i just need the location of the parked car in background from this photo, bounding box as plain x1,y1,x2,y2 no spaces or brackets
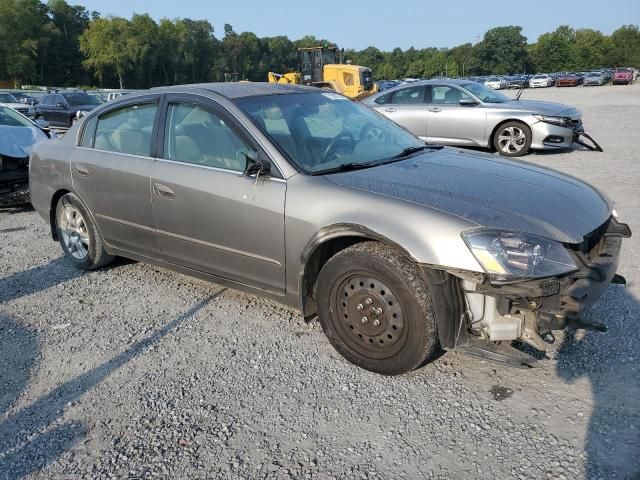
529,74,554,88
505,75,529,89
29,83,631,375
0,106,51,206
555,74,582,87
583,72,608,86
364,79,584,157
375,80,403,92
484,76,506,89
34,91,103,128
613,68,635,85
0,91,34,117
10,91,39,108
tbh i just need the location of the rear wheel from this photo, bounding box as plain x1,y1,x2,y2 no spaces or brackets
316,242,440,375
493,121,532,157
55,193,114,270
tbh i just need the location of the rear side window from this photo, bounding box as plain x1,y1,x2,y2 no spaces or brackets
391,86,426,104
93,103,157,157
374,92,392,105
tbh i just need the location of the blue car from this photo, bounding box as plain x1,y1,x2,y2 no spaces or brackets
0,106,51,205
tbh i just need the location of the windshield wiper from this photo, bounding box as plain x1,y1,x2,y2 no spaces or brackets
391,144,441,159
311,162,379,175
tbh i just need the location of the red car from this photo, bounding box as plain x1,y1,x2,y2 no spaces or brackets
555,74,581,87
613,68,635,85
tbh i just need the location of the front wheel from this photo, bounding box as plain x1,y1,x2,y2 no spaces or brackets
316,242,440,375
493,121,532,157
55,193,114,270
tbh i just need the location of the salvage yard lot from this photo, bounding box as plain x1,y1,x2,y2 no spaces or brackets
1,84,639,479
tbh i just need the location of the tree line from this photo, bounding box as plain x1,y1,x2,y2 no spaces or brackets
1,0,639,88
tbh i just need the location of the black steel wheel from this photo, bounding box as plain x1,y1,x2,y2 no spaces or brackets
317,242,440,375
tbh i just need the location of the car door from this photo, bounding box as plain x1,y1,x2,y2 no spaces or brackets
71,95,161,257
50,94,67,126
37,95,54,123
370,85,428,139
426,85,487,147
152,94,286,294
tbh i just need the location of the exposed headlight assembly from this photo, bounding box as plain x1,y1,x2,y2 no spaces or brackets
533,115,572,127
462,229,578,284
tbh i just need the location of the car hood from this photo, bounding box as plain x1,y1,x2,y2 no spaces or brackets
1,103,28,110
69,104,98,112
0,125,48,158
485,99,580,117
324,148,610,244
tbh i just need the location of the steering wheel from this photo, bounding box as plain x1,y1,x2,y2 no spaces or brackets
322,132,354,162
359,122,385,142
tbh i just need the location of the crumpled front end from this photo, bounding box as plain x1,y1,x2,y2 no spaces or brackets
0,153,30,206
452,217,631,357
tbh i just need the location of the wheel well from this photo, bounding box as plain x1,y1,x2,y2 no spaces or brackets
49,189,70,240
488,119,531,149
300,236,372,319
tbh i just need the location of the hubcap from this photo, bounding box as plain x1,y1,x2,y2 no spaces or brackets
334,275,405,356
59,204,90,260
498,126,526,154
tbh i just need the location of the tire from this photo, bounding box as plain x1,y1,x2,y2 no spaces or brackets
493,121,532,157
316,241,440,375
55,193,114,270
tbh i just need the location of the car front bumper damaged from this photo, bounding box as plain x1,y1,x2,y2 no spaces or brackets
441,217,631,366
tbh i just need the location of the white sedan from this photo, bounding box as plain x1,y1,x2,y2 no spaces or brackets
484,77,506,89
529,75,554,88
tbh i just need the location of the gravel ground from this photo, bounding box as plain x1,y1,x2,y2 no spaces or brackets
1,83,639,480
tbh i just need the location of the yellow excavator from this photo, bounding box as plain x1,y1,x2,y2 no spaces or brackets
268,45,377,100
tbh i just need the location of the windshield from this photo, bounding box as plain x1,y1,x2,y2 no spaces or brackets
0,93,18,103
461,82,510,103
236,92,425,174
0,106,33,127
63,92,102,106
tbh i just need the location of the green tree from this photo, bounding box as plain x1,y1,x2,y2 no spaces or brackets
571,29,612,69
79,17,137,88
531,26,575,72
0,0,49,85
474,26,531,74
44,0,92,85
610,25,640,66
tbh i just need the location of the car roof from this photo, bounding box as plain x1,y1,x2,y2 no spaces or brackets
365,78,474,99
150,82,318,99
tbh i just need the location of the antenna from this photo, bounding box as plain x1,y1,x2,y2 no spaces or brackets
516,84,525,101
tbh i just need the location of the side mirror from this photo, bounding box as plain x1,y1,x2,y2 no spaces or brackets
459,98,478,106
35,118,50,129
56,102,66,108
243,151,271,177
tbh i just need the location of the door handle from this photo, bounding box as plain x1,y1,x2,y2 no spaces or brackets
153,183,175,199
385,107,397,113
74,164,89,177
429,107,442,113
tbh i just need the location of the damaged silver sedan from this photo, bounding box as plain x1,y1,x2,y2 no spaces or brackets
29,83,631,374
